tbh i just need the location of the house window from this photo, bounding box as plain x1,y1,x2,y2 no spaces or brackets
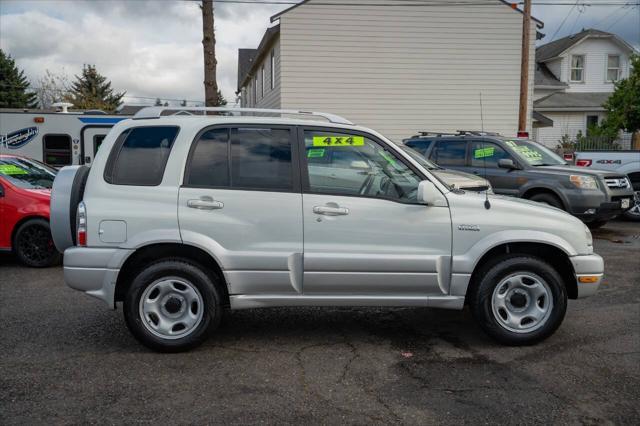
586,115,599,135
261,65,265,98
570,55,585,82
607,55,621,82
270,49,275,90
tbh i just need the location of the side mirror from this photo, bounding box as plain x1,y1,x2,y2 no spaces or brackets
498,158,519,170
417,180,448,206
350,160,370,170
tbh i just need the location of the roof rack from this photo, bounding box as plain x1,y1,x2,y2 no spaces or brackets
456,130,502,136
407,130,503,139
132,106,353,125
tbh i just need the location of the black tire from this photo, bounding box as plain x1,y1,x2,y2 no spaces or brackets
528,192,564,210
13,218,61,267
123,259,222,352
586,220,608,229
468,255,568,346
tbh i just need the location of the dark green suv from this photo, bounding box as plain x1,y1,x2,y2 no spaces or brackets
404,131,634,228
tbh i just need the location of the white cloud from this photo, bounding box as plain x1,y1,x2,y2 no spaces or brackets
0,0,286,106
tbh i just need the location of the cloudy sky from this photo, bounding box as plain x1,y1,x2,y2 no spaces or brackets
1,0,639,107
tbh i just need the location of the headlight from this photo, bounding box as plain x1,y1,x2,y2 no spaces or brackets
585,225,593,247
570,175,598,190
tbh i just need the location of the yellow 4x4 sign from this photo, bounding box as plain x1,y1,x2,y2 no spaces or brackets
313,136,365,147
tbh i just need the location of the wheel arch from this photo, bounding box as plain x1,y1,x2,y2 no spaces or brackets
114,243,229,306
467,242,578,301
521,186,567,210
10,215,50,250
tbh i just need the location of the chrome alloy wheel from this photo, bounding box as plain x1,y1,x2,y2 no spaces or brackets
491,273,553,334
139,278,204,339
627,190,640,218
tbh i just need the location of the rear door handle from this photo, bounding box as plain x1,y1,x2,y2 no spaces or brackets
313,206,349,216
187,198,224,210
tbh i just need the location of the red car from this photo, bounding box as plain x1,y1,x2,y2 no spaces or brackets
0,155,60,267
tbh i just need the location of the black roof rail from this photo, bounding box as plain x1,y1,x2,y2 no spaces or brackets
455,130,502,136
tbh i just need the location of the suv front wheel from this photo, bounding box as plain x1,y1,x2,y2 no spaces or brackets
469,255,567,345
123,259,222,352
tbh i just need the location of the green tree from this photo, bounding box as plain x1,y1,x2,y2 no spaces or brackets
64,64,124,112
213,89,227,106
602,54,640,139
0,49,38,108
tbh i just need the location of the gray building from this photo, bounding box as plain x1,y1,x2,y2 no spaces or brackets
237,0,541,142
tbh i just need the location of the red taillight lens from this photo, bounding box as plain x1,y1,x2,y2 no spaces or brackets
563,153,574,161
576,159,592,167
77,201,87,246
517,131,529,138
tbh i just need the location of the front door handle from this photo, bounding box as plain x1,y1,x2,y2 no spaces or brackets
187,197,224,210
313,205,349,216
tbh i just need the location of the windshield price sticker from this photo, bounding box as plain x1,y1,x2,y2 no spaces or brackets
307,148,326,158
313,136,365,147
514,146,543,160
474,147,495,159
0,164,28,175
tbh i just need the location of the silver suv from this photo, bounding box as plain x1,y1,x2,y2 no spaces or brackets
51,107,604,352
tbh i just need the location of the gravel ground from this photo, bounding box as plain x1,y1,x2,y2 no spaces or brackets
1,220,639,425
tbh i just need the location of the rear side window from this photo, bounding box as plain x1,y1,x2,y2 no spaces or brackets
404,139,433,156
185,126,293,191
43,134,72,166
105,126,179,186
432,140,467,166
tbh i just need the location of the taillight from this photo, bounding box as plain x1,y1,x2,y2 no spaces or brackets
517,131,529,138
563,153,574,162
576,159,592,167
77,201,87,246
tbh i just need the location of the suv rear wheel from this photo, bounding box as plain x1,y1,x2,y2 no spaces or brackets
469,255,567,345
123,259,222,352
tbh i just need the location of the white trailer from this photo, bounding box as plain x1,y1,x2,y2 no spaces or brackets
0,108,130,167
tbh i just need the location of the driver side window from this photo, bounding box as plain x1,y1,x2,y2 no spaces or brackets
303,130,421,202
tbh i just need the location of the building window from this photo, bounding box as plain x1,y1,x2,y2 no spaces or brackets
570,55,585,82
607,55,621,82
261,65,265,98
270,49,275,90
586,115,599,135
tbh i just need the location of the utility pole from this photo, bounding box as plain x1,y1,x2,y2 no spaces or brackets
202,0,218,107
518,0,531,136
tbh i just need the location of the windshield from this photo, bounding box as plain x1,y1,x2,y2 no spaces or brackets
400,146,440,170
504,139,566,166
0,157,57,189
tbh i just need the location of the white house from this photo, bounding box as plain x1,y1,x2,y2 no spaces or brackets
532,29,637,148
236,0,541,142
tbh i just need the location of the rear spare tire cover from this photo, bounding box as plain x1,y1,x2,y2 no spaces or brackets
50,166,90,252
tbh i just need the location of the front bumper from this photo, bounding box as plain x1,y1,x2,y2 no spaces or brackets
63,247,133,309
570,253,604,298
566,189,634,223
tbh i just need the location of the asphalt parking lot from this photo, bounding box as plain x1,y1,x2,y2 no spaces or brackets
1,221,639,425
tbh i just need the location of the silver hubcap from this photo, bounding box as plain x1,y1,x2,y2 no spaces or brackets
139,278,204,339
491,273,553,333
627,190,640,217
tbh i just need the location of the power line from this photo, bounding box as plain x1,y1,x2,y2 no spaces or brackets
550,0,579,41
188,0,640,5
606,4,638,29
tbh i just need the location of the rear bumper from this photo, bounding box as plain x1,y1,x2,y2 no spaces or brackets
63,247,133,309
570,253,604,298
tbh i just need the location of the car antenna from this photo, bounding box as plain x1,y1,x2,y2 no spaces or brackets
479,92,491,210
